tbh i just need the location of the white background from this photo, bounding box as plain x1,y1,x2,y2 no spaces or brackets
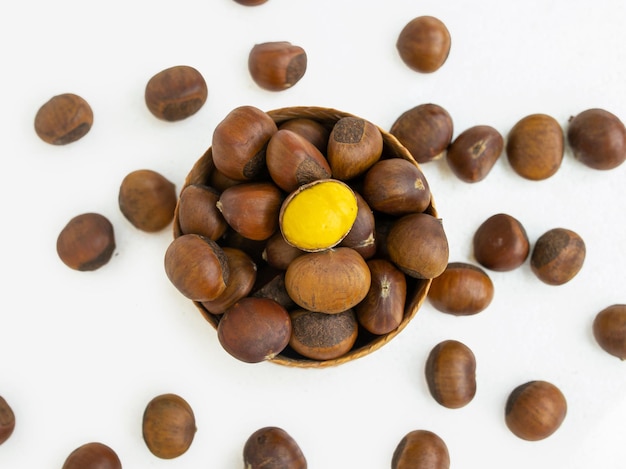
1,0,625,468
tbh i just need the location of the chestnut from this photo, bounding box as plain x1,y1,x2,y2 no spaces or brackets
144,65,207,121
327,117,383,180
61,442,122,469
391,429,450,469
473,213,529,271
592,304,626,360
56,212,116,271
177,184,228,240
0,396,15,445
530,228,585,285
289,308,358,360
142,393,196,459
338,192,377,259
34,93,93,145
278,117,330,153
243,426,307,469
446,125,503,182
262,232,304,270
396,16,451,73
425,340,476,409
248,41,307,91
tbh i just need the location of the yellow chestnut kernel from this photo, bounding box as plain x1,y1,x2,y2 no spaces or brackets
280,179,358,252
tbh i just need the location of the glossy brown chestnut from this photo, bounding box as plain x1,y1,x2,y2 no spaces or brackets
390,103,453,164
56,212,116,271
278,117,330,153
338,192,377,259
142,393,196,459
567,108,626,170
252,272,296,310
391,429,450,469
530,228,585,285
61,442,122,469
425,340,477,409
505,380,567,441
248,42,307,91
144,65,207,121
506,113,563,180
34,93,93,145
446,125,503,182
428,262,494,316
119,169,177,232
289,308,358,360
262,232,304,270
473,213,529,271
243,426,307,469
0,396,15,445
177,184,228,240
592,304,626,360
396,16,451,73
217,297,292,363
327,117,383,180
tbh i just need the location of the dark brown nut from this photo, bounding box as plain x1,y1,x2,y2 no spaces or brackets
427,262,494,316
285,247,371,314
473,213,529,271
505,380,567,441
211,106,278,181
243,426,307,469
62,442,122,469
248,42,307,91
119,169,177,232
593,304,626,359
0,396,15,445
34,93,93,145
338,192,377,259
362,158,431,216
506,113,564,180
234,0,268,5
177,184,228,240
289,308,358,360
217,297,292,363
262,232,304,270
391,429,450,469
327,117,383,180
355,259,406,335
278,118,330,153
164,234,230,302
567,108,626,170
56,212,116,271
396,16,451,73
142,393,196,459
390,104,454,164
266,129,331,192
387,213,449,279
216,182,283,241
201,247,257,314
446,125,503,182
144,65,207,121
252,272,296,310
530,228,585,285
425,340,477,409
220,228,267,264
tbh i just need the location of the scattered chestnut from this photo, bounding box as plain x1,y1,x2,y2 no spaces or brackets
248,41,307,91
142,393,196,459
592,304,626,360
56,212,116,271
338,192,377,259
217,297,292,363
0,396,15,445
289,308,358,360
530,228,585,285
327,116,383,180
278,117,330,153
144,65,207,121
177,184,228,240
391,429,450,469
243,426,307,469
567,108,626,170
390,103,453,164
34,93,93,145
396,16,451,73
506,113,563,180
427,262,494,316
118,169,177,232
473,213,529,271
425,340,477,409
446,125,503,182
505,380,567,441
61,442,122,469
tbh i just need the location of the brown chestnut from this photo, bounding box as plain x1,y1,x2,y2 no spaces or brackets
177,184,228,240
425,340,477,409
0,396,15,445
473,213,529,271
505,380,567,441
217,297,292,363
289,308,358,360
252,272,296,310
592,304,626,360
248,41,307,91
396,16,451,73
34,93,93,145
144,65,208,121
327,117,383,180
62,442,122,469
234,0,268,5
56,212,116,271
243,426,307,469
391,429,450,469
142,393,196,459
427,262,494,316
262,232,304,270
446,125,503,182
567,108,626,170
530,228,585,285
338,192,377,259
278,118,330,153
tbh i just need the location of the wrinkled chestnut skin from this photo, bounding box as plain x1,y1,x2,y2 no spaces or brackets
530,228,585,285
446,125,503,182
142,393,196,459
592,304,626,360
34,93,93,145
289,308,358,360
144,65,208,121
243,426,307,469
425,340,477,409
0,396,15,445
428,262,494,315
56,212,116,271
567,108,626,170
396,16,451,73
249,42,307,91
392,429,450,469
61,442,122,469
473,213,529,271
505,380,567,441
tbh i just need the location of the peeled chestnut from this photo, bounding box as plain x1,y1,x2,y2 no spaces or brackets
289,308,358,360
0,396,15,445
530,228,585,285
427,262,494,316
338,192,377,259
248,41,307,91
592,304,626,360
390,103,454,164
425,340,477,409
505,380,567,441
217,297,292,363
142,393,196,459
177,184,228,240
391,429,450,469
473,213,529,271
327,117,383,180
278,118,330,153
61,442,122,469
396,16,451,73
243,426,307,469
446,125,503,182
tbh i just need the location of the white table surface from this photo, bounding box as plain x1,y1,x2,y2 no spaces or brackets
1,0,625,468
